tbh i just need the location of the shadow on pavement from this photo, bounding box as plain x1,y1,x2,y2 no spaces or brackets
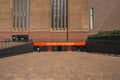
0,42,34,58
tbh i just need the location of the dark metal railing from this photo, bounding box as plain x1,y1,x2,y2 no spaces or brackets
0,40,32,50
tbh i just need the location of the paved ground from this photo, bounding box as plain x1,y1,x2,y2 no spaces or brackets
0,52,120,80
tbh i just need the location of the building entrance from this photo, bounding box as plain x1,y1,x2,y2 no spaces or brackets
52,46,67,51
12,35,29,42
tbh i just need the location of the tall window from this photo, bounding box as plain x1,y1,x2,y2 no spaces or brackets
90,8,94,30
13,0,30,30
51,0,68,30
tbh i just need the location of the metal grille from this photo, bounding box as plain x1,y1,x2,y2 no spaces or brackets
13,0,30,30
51,0,68,30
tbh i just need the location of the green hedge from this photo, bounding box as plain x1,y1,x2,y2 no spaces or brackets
88,30,120,45
88,30,120,40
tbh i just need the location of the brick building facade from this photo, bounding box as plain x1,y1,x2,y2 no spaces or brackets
0,0,89,42
89,0,120,34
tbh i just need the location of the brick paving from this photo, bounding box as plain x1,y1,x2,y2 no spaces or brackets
0,52,120,80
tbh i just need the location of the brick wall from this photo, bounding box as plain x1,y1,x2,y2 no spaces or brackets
0,0,89,41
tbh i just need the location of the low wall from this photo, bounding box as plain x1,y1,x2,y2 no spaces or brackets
86,42,120,55
0,42,33,58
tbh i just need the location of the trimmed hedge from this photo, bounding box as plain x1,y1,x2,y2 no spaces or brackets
88,30,120,40
88,30,120,45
